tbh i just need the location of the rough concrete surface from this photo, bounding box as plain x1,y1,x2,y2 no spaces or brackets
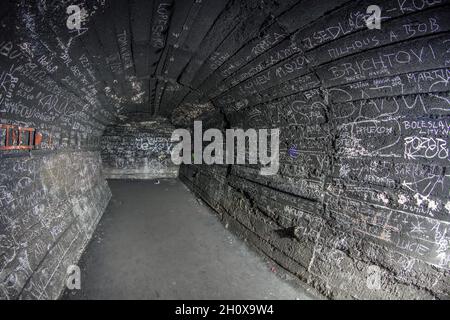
101,118,179,180
63,179,314,300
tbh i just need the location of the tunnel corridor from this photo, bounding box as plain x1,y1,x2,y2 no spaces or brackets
1,0,450,301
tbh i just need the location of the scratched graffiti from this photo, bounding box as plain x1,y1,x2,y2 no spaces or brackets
1,0,450,301
404,136,449,160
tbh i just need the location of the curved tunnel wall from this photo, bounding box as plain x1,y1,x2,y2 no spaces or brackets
0,1,116,299
178,0,450,299
0,0,449,299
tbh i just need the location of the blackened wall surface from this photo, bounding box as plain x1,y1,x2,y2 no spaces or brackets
0,151,110,299
0,1,114,299
0,0,449,300
101,119,178,179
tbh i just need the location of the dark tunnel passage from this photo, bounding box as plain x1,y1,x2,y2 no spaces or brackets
0,0,449,300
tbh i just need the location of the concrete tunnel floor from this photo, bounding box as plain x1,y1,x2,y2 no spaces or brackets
62,179,315,300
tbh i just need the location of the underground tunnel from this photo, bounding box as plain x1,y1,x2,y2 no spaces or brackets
0,0,449,301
